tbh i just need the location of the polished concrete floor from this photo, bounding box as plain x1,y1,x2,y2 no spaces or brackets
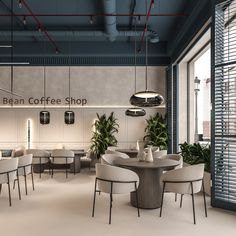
0,169,235,236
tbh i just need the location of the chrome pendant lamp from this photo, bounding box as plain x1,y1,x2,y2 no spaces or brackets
64,40,75,124
40,66,50,125
126,17,146,117
130,0,164,107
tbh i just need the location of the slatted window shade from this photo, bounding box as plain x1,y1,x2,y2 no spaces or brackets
213,0,236,210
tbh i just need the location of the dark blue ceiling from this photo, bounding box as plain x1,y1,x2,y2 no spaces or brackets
0,0,210,65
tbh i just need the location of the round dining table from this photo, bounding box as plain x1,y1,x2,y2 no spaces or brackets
114,158,180,209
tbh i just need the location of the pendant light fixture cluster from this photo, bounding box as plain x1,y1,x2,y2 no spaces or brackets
126,17,146,117
129,0,164,108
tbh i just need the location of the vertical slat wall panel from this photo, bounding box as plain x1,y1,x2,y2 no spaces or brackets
212,0,236,211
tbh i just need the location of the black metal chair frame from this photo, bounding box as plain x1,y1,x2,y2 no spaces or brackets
34,156,50,178
92,177,140,224
160,178,207,224
51,156,76,178
15,164,34,195
0,169,21,206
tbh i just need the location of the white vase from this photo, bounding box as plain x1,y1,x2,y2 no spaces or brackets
145,146,153,162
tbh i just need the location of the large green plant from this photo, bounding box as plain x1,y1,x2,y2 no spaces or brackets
143,113,168,150
179,142,211,172
90,112,119,158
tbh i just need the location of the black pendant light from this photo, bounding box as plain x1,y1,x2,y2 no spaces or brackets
126,17,146,117
65,39,75,125
40,66,50,125
65,67,75,124
130,0,164,108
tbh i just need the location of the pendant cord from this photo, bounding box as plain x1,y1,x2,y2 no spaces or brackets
10,0,13,95
44,66,46,110
69,39,71,111
145,0,148,91
134,16,137,93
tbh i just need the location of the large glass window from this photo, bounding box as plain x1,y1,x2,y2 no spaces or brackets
193,48,211,141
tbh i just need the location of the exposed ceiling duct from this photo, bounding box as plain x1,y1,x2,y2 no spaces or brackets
102,0,118,41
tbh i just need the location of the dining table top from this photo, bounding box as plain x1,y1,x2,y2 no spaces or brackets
114,157,180,169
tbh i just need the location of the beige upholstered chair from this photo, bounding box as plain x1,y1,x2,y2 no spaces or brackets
161,154,183,201
92,163,140,224
16,154,34,195
101,154,126,165
153,150,167,159
160,164,207,224
105,150,130,159
26,149,50,178
51,149,75,178
0,158,21,206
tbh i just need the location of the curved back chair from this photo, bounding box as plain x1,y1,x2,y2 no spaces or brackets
105,150,130,159
17,154,34,195
0,158,21,206
153,150,167,159
161,154,183,169
92,163,140,224
160,164,207,224
51,149,75,178
26,149,50,178
101,154,124,165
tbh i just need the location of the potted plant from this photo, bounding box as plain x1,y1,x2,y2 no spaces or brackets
90,112,119,160
179,142,211,196
143,113,168,152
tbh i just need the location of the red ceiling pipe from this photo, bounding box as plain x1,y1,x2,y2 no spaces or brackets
139,0,155,51
21,0,59,53
0,13,189,17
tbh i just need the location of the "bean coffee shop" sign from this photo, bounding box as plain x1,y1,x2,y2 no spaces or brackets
2,97,88,106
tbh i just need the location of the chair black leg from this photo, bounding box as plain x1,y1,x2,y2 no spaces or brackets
7,173,12,207
109,182,113,224
40,158,42,179
92,178,97,217
31,165,35,191
180,194,183,208
66,158,68,178
0,183,2,194
23,167,28,195
190,182,196,224
13,179,16,189
51,158,54,178
175,193,177,202
74,158,76,175
160,182,166,217
134,182,140,217
17,170,21,200
202,180,208,217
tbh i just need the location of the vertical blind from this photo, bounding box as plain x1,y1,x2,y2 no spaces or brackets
213,0,236,210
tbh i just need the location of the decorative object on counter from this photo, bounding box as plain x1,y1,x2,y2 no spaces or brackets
136,140,140,151
137,150,146,162
90,112,119,159
40,66,50,125
143,112,168,150
129,1,164,108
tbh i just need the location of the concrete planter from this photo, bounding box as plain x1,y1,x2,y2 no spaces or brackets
203,171,211,196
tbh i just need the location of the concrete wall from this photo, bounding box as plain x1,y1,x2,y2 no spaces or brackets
0,66,166,150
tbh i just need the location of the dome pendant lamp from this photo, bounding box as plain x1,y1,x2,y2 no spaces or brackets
126,17,146,117
130,0,164,107
40,67,50,125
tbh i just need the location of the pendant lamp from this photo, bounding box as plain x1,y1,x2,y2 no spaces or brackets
40,67,50,124
126,17,146,117
65,66,75,124
130,0,164,107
